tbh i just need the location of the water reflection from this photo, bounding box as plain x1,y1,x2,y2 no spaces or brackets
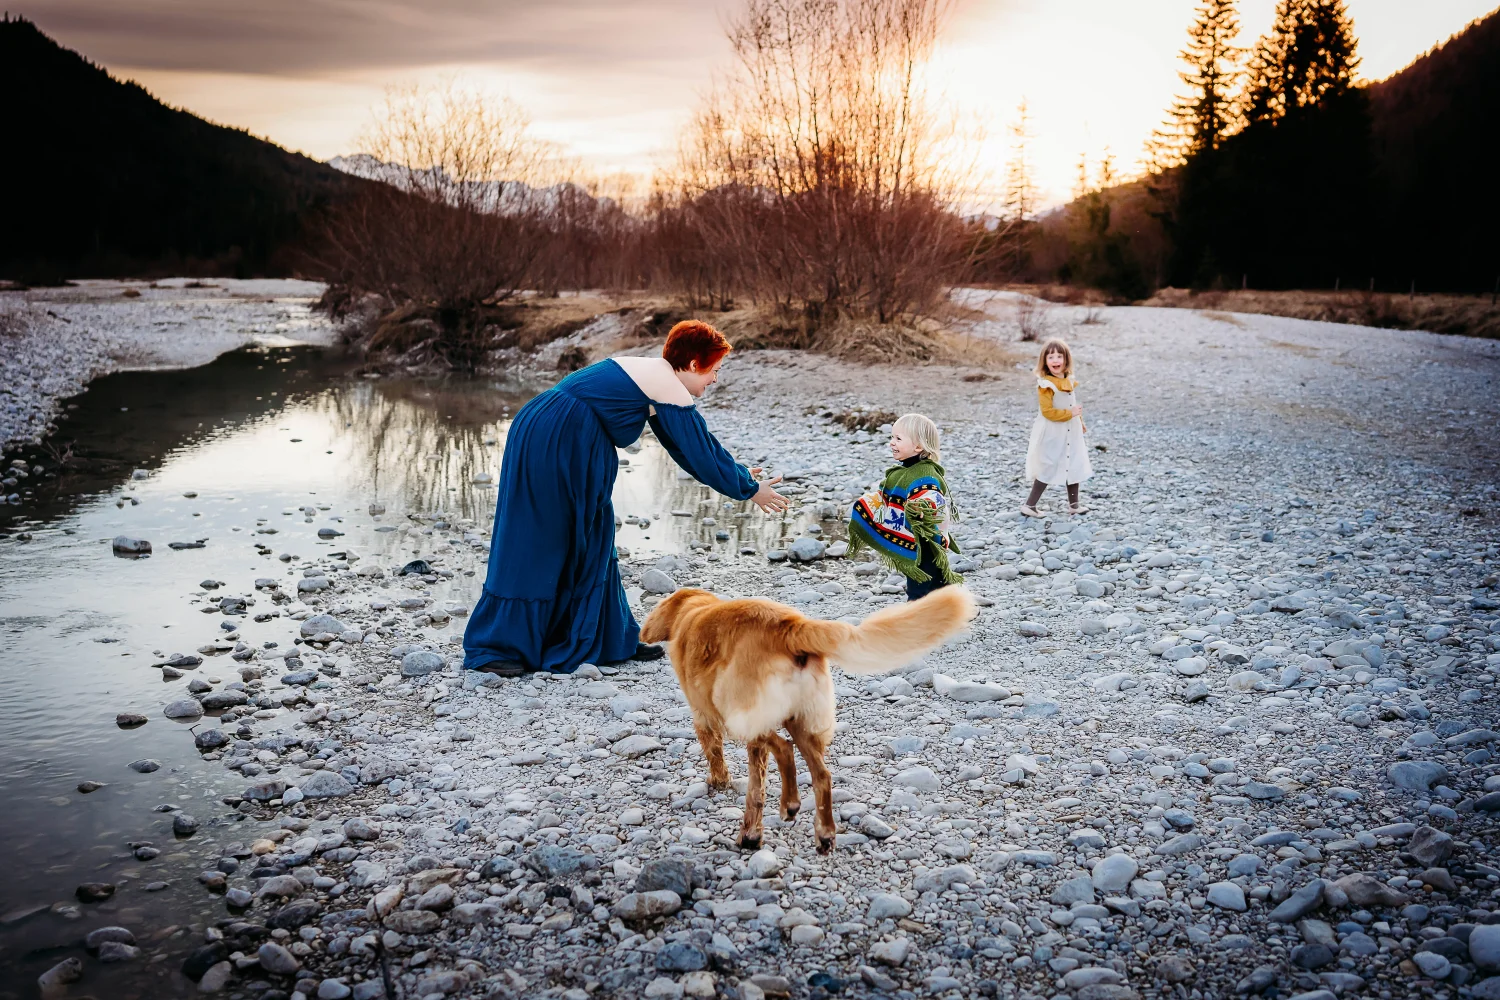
0,345,830,997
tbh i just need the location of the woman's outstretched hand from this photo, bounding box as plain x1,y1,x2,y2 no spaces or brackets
748,468,788,513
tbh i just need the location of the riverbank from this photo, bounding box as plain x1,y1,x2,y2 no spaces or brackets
17,293,1499,1000
0,278,336,454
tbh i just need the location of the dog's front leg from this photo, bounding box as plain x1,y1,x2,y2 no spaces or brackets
737,737,770,850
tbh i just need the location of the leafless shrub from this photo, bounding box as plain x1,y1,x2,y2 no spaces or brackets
0,301,44,339
660,0,976,328
306,83,558,368
1078,305,1106,325
1015,295,1052,341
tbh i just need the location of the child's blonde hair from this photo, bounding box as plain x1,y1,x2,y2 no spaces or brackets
894,413,941,463
1034,338,1074,378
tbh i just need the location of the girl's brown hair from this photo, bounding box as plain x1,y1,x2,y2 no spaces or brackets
1034,338,1074,378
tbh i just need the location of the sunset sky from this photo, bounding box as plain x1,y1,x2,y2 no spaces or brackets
23,0,1500,208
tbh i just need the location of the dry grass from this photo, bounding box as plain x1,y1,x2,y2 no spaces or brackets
820,407,900,432
974,282,1122,306
717,306,1015,368
1143,287,1500,340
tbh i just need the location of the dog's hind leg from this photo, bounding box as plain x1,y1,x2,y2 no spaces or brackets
767,733,800,821
695,721,731,790
785,719,835,854
737,737,770,851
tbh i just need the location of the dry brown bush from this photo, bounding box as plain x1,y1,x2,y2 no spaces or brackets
306,84,574,368
659,0,976,326
823,407,900,432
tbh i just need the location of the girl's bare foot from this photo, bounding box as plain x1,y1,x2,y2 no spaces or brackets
1019,504,1043,518
1069,502,1091,514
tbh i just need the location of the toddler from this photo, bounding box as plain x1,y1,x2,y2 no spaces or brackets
1021,338,1092,516
849,413,962,600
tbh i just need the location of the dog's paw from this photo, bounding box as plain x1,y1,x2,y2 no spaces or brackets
737,834,762,851
816,834,834,855
781,804,800,822
707,776,732,791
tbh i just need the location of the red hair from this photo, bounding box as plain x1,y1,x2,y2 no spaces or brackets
663,320,732,372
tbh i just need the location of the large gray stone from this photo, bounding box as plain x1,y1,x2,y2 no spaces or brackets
1206,882,1246,911
1388,761,1449,791
299,772,354,799
640,568,677,594
163,698,203,719
1154,834,1203,856
400,651,445,676
1469,924,1500,971
299,615,351,638
257,942,301,975
1050,875,1095,906
1332,874,1408,908
1092,854,1139,893
612,890,682,921
1268,880,1325,923
866,893,912,921
1407,826,1454,867
893,766,940,793
787,537,827,562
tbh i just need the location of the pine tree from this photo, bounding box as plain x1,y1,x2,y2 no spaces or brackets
1156,0,1243,165
1244,0,1360,123
998,100,1038,276
1001,100,1037,224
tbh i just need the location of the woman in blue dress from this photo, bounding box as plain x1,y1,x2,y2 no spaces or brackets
463,321,787,675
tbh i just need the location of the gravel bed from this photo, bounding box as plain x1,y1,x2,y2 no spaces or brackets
36,299,1500,1000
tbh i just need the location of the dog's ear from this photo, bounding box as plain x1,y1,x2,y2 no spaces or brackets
640,591,685,643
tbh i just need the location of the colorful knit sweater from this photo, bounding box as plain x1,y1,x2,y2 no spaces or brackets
848,456,962,585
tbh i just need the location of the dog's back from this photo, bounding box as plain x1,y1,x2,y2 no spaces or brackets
643,587,976,742
651,595,835,743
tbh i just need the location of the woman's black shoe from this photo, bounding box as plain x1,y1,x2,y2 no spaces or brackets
630,643,665,662
474,662,527,677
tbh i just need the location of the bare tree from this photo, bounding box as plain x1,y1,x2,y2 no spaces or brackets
664,0,972,325
308,83,556,368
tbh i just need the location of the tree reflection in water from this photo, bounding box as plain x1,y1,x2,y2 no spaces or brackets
318,371,835,556
322,374,543,522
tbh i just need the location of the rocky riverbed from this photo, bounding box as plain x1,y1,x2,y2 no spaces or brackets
21,299,1500,1000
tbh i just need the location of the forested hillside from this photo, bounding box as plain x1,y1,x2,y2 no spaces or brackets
0,16,364,282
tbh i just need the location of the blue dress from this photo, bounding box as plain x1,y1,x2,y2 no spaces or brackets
463,359,759,673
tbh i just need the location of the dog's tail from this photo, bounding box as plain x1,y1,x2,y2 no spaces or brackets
791,587,977,676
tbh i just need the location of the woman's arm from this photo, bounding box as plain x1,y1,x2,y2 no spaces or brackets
649,405,785,511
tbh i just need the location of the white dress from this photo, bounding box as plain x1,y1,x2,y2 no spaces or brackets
1026,378,1092,485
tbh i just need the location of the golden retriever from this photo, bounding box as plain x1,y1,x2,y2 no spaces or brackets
640,586,976,853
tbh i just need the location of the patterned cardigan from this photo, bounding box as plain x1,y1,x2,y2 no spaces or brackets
847,457,962,585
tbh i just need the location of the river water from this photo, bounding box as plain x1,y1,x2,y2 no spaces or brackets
0,345,817,997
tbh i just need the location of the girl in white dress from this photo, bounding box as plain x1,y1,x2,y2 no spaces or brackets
1021,338,1092,516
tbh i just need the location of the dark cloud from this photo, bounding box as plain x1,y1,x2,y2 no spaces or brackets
24,0,729,76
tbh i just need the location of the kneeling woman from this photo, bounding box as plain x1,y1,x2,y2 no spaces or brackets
464,321,787,675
